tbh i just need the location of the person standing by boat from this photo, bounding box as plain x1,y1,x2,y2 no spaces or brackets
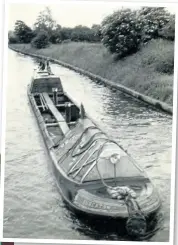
46,59,52,74
38,59,45,71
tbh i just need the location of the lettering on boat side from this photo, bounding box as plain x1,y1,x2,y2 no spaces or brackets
75,195,121,212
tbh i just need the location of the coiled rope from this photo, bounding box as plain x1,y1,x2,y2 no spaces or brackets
95,140,147,238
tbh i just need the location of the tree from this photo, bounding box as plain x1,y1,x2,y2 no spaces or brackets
101,9,142,58
60,27,73,41
8,31,19,43
50,24,62,43
70,25,101,42
34,7,56,31
158,14,175,41
34,7,57,43
31,30,49,49
91,24,102,42
71,25,91,42
14,20,34,43
138,7,172,42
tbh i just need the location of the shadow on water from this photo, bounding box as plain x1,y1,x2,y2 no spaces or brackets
61,200,164,241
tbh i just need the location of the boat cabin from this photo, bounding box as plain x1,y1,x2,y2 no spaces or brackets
29,70,80,132
30,71,64,94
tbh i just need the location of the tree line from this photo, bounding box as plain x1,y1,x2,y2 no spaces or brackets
8,6,175,58
8,7,102,47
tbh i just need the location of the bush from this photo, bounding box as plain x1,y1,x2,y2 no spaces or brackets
62,39,71,44
101,9,142,58
159,15,175,41
49,24,62,44
138,7,171,43
50,31,60,44
8,31,19,44
91,24,102,42
70,25,100,42
31,31,49,49
141,39,174,74
8,36,19,44
157,46,174,74
60,27,73,41
14,20,34,43
156,60,174,74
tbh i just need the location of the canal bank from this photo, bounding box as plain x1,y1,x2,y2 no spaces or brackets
9,44,173,115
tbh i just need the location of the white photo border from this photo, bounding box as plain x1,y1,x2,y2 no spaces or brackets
1,1,178,245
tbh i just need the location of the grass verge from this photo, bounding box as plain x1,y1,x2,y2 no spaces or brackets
10,39,174,105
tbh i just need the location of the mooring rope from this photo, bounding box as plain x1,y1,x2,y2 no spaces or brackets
94,140,147,238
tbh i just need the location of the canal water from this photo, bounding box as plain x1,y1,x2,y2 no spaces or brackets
3,50,173,241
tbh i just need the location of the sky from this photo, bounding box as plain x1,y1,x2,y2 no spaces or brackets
8,1,176,31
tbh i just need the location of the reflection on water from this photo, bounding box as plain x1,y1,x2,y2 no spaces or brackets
3,50,172,241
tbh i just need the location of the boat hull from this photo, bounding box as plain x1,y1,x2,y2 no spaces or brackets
27,85,161,220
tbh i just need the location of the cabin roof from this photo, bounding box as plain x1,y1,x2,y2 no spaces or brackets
30,70,63,93
34,71,59,80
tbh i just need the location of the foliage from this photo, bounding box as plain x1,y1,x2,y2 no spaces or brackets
12,6,174,58
101,7,174,57
8,31,19,43
34,7,57,34
101,8,142,58
91,24,102,42
14,20,34,43
58,25,102,43
158,14,175,41
141,39,174,74
138,7,172,42
31,30,49,49
62,39,71,44
155,57,174,74
49,24,62,43
70,25,99,42
8,36,19,44
71,25,90,41
34,7,59,43
59,27,73,41
155,50,174,74
33,7,102,43
12,6,102,44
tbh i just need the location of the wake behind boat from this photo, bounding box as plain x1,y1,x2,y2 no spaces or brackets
27,62,161,238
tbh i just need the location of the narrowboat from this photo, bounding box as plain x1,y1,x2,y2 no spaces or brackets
27,66,161,237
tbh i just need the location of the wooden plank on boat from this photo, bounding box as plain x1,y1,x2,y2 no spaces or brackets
42,92,69,134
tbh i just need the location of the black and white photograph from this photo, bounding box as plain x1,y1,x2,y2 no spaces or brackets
1,0,177,243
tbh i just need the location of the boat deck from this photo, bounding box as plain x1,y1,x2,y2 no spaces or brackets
42,92,69,134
